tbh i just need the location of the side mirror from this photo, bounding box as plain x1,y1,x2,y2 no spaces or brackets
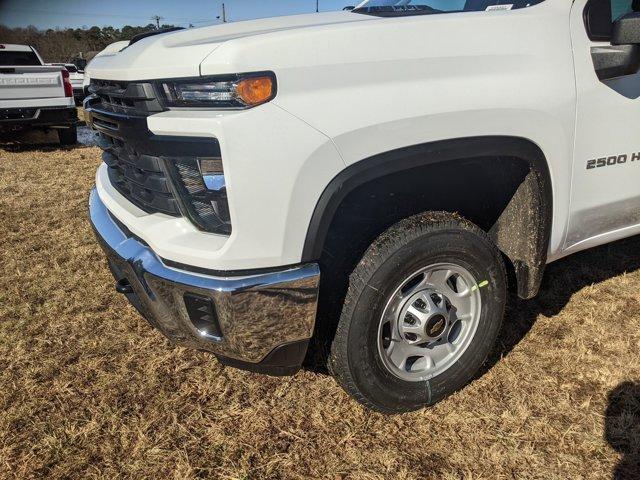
612,12,640,45
584,0,613,41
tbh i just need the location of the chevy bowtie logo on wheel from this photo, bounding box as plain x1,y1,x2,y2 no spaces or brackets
426,315,446,338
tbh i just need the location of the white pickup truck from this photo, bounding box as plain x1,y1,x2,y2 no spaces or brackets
49,63,85,105
0,44,78,144
86,0,640,412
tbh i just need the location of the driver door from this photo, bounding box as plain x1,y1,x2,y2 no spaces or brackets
566,0,640,251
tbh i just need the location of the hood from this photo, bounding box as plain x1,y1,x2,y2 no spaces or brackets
97,41,130,58
87,11,375,81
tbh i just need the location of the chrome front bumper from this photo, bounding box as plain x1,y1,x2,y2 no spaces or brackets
89,188,320,375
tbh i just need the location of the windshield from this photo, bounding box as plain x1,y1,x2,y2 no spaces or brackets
353,0,543,15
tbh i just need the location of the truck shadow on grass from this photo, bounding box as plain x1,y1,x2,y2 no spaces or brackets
484,234,640,373
306,234,640,379
606,381,640,479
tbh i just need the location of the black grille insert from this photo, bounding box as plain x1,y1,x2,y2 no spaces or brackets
88,79,164,115
99,133,181,217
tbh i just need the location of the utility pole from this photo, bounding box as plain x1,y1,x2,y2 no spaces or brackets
151,15,164,29
316,0,319,12
216,2,227,23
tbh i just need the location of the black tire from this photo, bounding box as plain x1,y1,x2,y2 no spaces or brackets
329,211,506,413
58,126,77,146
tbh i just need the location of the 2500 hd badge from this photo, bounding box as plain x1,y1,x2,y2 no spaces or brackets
586,152,640,169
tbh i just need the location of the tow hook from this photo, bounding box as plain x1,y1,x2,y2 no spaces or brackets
115,278,134,294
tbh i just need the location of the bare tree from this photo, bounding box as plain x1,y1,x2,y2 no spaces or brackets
0,23,173,63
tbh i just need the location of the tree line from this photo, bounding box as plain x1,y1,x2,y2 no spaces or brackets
0,24,177,64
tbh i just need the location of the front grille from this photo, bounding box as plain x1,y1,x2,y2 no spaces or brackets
98,133,181,217
87,79,228,232
88,79,179,217
88,79,164,116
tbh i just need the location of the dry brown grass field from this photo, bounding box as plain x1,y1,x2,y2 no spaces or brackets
1,127,640,479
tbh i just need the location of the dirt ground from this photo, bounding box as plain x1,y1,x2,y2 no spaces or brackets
1,127,639,479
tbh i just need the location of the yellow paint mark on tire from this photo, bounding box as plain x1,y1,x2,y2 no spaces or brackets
471,280,489,292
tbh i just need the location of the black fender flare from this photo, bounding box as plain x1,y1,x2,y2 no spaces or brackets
302,136,553,299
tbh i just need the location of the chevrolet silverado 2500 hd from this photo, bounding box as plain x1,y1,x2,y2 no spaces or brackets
0,45,78,144
86,0,640,413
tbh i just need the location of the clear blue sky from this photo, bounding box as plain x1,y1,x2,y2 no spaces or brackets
0,0,355,29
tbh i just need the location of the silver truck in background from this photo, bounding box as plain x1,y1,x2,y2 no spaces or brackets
0,44,78,145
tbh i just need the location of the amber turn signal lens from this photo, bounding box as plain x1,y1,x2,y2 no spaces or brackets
235,76,274,106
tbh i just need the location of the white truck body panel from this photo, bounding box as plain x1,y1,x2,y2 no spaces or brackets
69,75,84,91
564,2,640,255
95,104,343,270
86,13,374,82
87,0,638,272
211,3,574,259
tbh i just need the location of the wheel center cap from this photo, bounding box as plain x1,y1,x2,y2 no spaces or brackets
426,314,447,338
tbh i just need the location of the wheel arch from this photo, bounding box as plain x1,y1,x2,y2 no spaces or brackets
302,136,553,299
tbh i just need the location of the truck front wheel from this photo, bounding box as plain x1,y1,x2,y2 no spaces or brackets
329,212,506,413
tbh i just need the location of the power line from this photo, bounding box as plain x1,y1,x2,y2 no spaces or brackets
190,19,219,24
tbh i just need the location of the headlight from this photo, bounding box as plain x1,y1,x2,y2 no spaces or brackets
159,73,276,109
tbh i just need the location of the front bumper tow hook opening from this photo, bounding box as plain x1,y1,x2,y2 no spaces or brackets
115,279,134,295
